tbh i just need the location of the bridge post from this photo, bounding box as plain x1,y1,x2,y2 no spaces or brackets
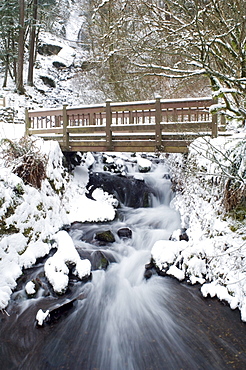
25,108,31,136
106,99,112,149
63,104,69,150
155,95,162,150
211,98,218,138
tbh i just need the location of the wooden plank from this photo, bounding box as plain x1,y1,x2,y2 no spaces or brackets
112,134,155,141
163,146,189,153
112,140,155,147
67,106,105,116
69,140,107,148
29,109,63,117
111,124,155,132
112,145,156,153
29,128,63,135
161,140,192,146
160,122,212,132
67,126,106,134
161,133,210,140
32,135,63,141
69,135,106,141
67,145,108,152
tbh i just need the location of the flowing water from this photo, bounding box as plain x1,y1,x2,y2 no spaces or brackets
1,159,246,370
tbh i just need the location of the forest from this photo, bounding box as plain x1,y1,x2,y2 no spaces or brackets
0,0,245,121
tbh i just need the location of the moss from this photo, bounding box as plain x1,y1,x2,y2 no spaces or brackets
227,202,246,223
48,179,65,195
23,227,33,241
0,221,19,234
18,245,28,255
14,183,24,196
36,203,44,212
0,197,5,208
229,225,238,232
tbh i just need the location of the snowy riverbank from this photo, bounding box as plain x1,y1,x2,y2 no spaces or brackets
0,127,245,321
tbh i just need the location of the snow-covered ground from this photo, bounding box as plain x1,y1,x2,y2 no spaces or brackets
0,131,117,310
156,133,246,320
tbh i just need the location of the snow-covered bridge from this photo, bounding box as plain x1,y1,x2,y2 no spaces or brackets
25,97,225,153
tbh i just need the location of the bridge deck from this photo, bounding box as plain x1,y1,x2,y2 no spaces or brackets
25,97,225,153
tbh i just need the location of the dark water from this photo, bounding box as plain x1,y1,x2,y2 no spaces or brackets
0,163,246,370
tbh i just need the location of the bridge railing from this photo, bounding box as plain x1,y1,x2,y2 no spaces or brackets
26,96,223,152
0,97,6,107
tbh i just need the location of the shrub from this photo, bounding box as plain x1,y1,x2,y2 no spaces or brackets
0,137,47,189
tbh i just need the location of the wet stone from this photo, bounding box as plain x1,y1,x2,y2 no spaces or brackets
86,172,153,208
95,230,115,243
179,228,189,242
91,251,110,270
117,227,132,239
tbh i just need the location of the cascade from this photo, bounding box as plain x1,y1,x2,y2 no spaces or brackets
1,155,246,370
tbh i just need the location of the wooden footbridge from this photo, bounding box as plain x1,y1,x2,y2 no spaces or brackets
25,96,225,153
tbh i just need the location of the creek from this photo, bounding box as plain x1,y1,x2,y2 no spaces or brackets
0,156,246,370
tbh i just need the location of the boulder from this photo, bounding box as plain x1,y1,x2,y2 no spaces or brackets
91,250,110,270
95,230,115,243
144,260,156,280
179,228,189,242
86,172,153,208
137,156,152,173
77,249,116,270
117,227,132,239
37,43,62,56
40,76,56,88
53,61,67,69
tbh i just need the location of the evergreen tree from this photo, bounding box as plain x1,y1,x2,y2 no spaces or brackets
0,0,19,87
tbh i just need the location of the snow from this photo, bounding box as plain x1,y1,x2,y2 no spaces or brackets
151,240,187,269
0,0,245,322
155,134,246,320
0,131,116,308
36,309,50,326
67,188,117,223
166,266,185,281
44,230,91,294
0,122,25,140
25,281,36,295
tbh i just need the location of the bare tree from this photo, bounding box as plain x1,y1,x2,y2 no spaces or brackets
131,0,246,120
89,0,245,119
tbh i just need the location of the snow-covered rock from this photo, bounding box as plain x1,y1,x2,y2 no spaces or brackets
25,281,36,296
44,230,91,294
36,309,50,326
137,156,152,173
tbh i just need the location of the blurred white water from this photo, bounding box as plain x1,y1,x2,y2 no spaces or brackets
66,162,185,369
2,156,246,370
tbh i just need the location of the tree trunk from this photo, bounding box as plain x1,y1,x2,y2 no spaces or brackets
2,56,9,88
16,0,25,94
27,0,38,86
